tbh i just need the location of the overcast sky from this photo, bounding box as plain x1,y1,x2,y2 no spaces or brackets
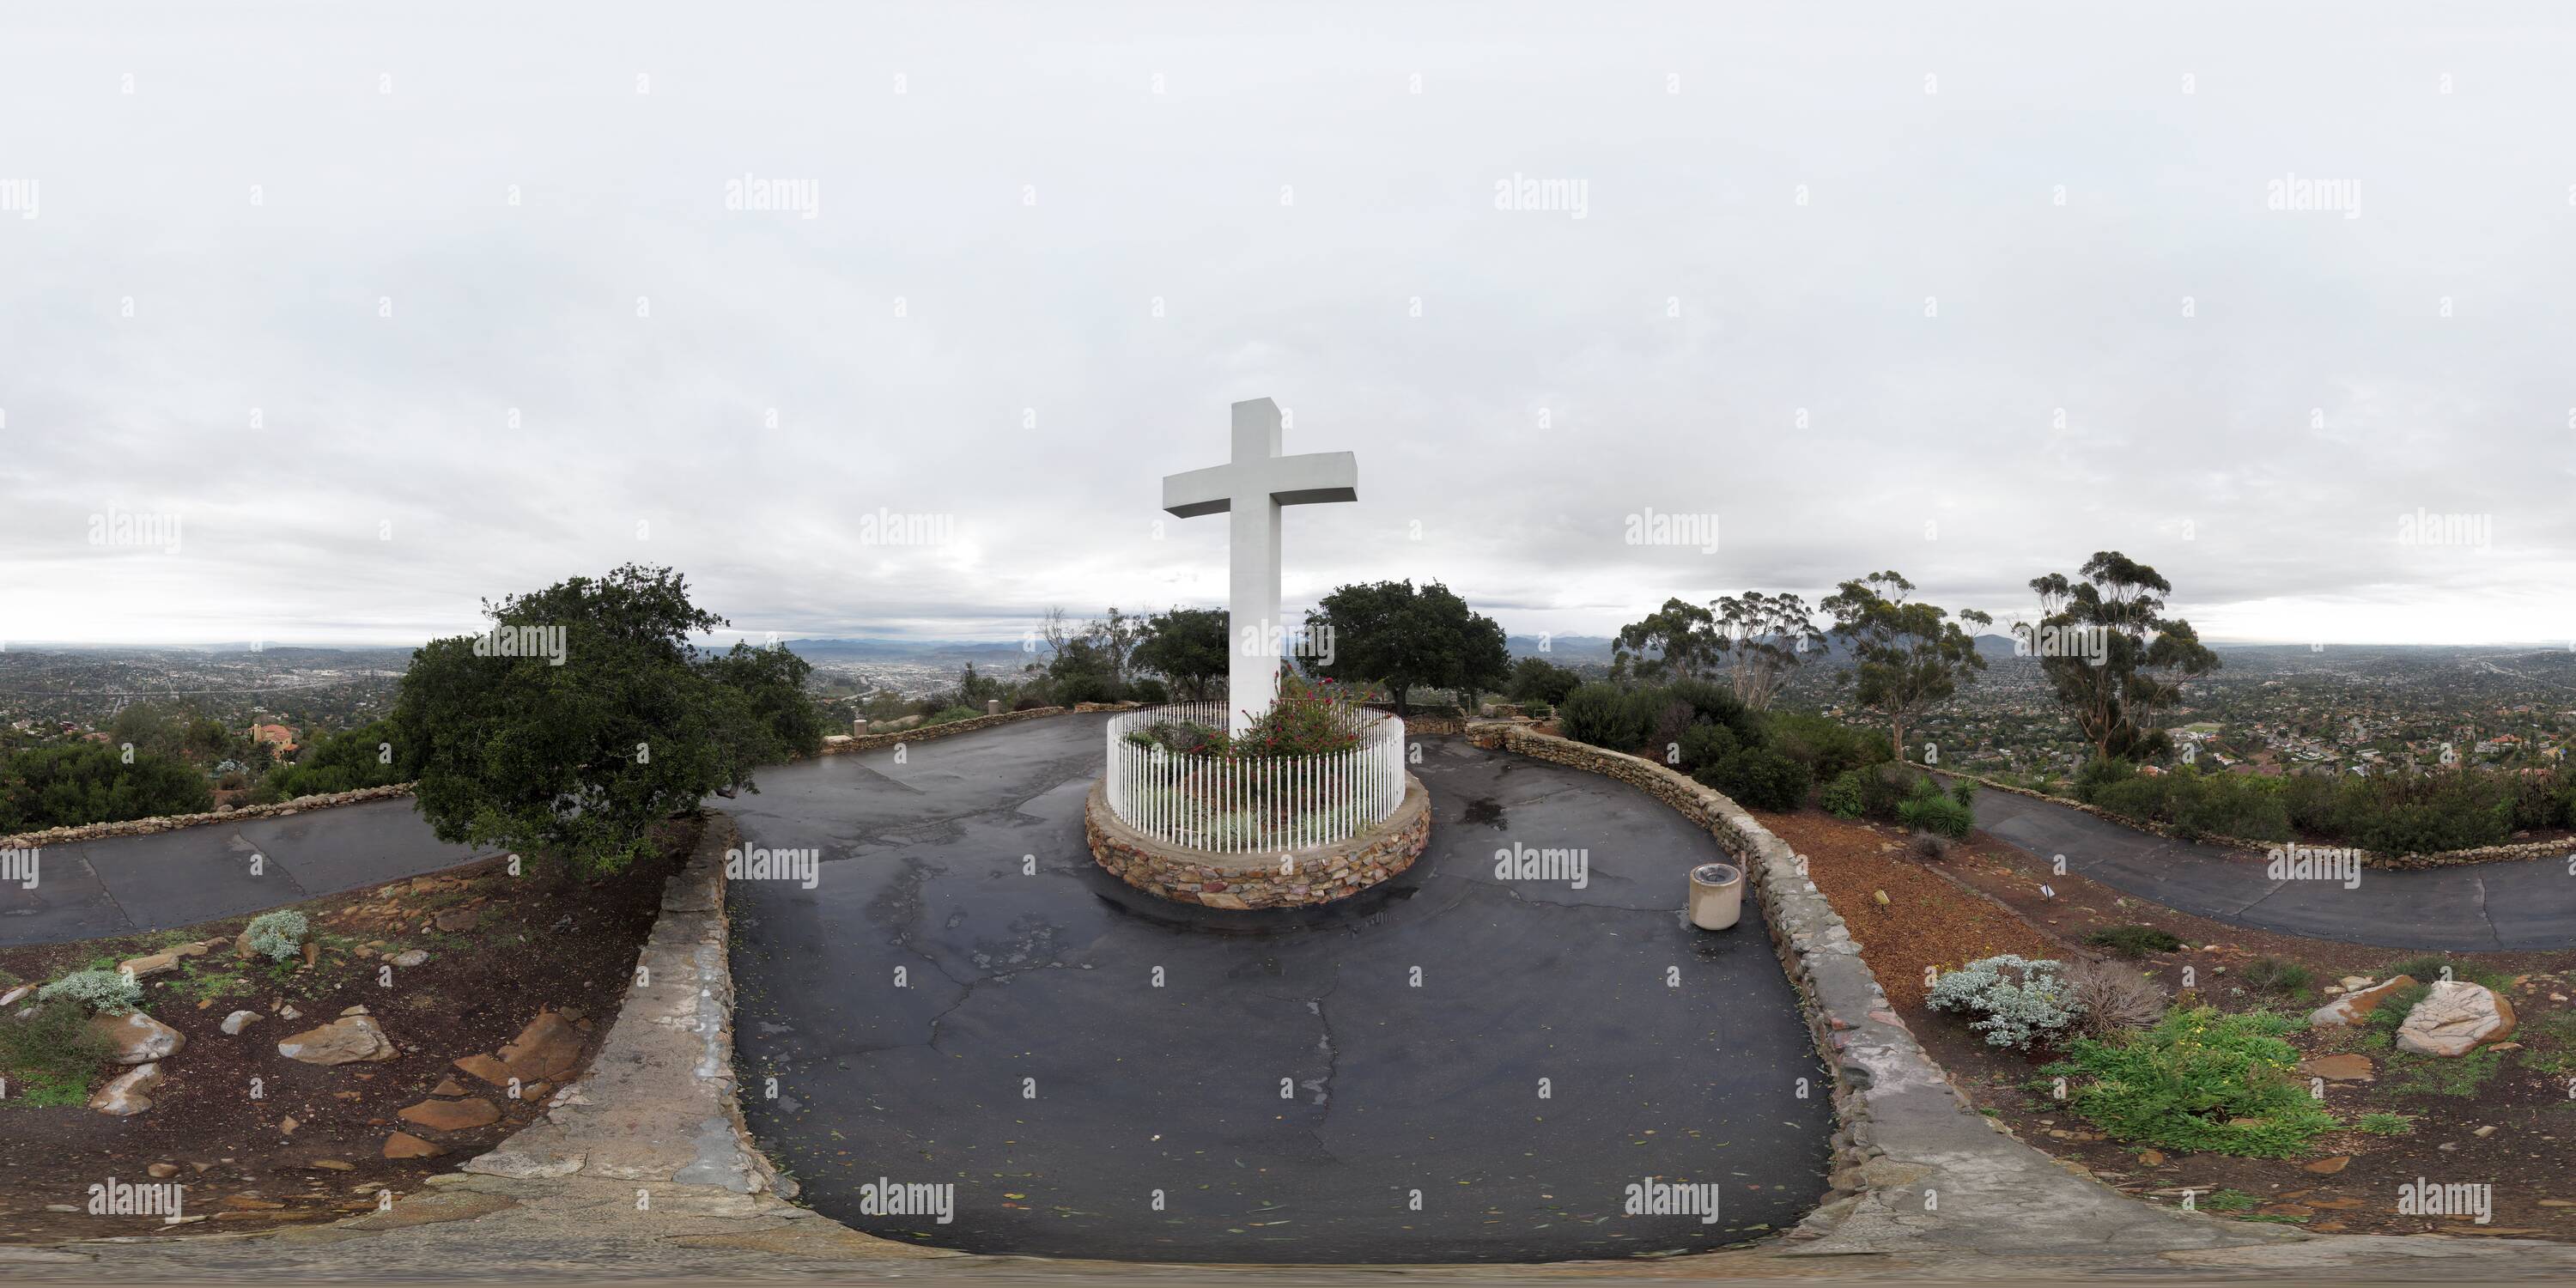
4,2,2573,649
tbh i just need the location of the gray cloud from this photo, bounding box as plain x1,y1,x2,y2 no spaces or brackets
2,2,2569,648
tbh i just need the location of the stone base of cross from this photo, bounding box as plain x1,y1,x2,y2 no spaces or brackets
1161,398,1358,732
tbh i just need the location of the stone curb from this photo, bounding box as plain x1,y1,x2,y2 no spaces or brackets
1940,769,2574,871
0,783,418,851
1461,720,2292,1259
453,811,800,1207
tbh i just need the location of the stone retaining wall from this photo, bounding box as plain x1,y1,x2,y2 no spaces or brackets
1944,769,2573,870
0,783,416,851
1084,775,1431,908
1462,720,2280,1258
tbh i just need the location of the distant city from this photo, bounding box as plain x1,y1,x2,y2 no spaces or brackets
6,635,2571,788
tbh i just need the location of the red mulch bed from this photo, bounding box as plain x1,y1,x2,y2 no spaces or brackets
1751,804,2576,1240
0,817,692,1242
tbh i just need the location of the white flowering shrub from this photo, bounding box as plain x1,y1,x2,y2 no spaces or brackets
245,909,310,963
1926,954,2081,1049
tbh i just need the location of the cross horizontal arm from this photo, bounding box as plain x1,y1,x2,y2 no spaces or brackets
1161,464,1236,518
1266,451,1358,507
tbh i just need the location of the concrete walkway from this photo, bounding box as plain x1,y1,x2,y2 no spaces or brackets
0,798,497,946
726,713,1834,1263
1966,785,2574,952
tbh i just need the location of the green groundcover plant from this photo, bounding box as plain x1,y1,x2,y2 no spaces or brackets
2039,1005,2336,1158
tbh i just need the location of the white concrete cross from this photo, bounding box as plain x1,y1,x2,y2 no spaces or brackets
1161,398,1358,731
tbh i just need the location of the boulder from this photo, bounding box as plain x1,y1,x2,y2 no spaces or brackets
398,1097,501,1132
391,950,428,969
2308,975,2417,1027
382,1132,447,1159
220,1010,263,1036
276,1015,398,1065
88,1011,186,1064
453,1054,515,1088
496,1012,585,1082
0,985,28,1008
118,951,183,980
91,1062,165,1115
2396,981,2517,1057
433,909,479,933
431,1077,468,1097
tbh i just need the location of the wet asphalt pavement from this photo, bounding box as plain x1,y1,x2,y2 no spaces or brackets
1966,784,2575,951
726,714,1831,1263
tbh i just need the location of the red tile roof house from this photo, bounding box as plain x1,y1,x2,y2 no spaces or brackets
251,723,301,755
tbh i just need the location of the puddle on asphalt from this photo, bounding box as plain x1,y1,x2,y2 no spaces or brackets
1461,797,1506,828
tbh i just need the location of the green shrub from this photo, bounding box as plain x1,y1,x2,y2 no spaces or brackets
2200,1188,2259,1212
2238,957,2314,997
2354,1112,2415,1135
0,999,116,1105
1697,747,1811,812
1519,702,1551,720
1128,678,1170,705
1505,657,1584,706
1662,679,1765,749
1677,723,1741,774
922,704,982,726
1853,762,1929,821
36,966,144,1015
1763,712,1886,782
2085,925,2184,958
2383,1048,2504,1098
1821,769,1869,820
2362,981,2433,1044
2073,756,2137,803
1558,683,1643,751
2040,1006,2335,1158
1948,777,1978,808
1896,792,1973,839
245,909,310,963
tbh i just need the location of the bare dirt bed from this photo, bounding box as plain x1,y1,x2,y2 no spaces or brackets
1752,805,2576,1241
0,817,692,1243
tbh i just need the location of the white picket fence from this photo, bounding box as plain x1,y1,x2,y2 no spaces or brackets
1104,702,1407,854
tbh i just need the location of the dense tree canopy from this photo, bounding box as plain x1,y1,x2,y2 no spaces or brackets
2026,551,2221,762
1303,580,1509,715
1821,570,1994,762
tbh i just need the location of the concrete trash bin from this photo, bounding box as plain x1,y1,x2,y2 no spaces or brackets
1688,862,1744,931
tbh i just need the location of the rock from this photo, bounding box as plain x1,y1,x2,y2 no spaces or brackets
2299,1054,2376,1082
2338,975,2373,990
391,950,428,968
2395,981,2516,1056
515,1081,549,1102
398,1097,501,1132
340,1005,370,1016
276,1015,398,1065
0,985,32,1008
2309,975,2418,1027
220,1010,263,1036
433,909,479,933
2473,1124,2498,1138
497,1012,586,1082
307,1159,355,1171
146,1163,179,1179
234,932,258,959
2540,1199,2576,1207
302,941,319,967
279,1004,301,1020
453,1054,515,1087
2303,1156,2351,1174
280,1115,299,1135
118,951,183,980
90,1062,165,1115
382,1132,447,1159
431,1077,467,1097
88,1011,186,1064
2137,1149,2166,1166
